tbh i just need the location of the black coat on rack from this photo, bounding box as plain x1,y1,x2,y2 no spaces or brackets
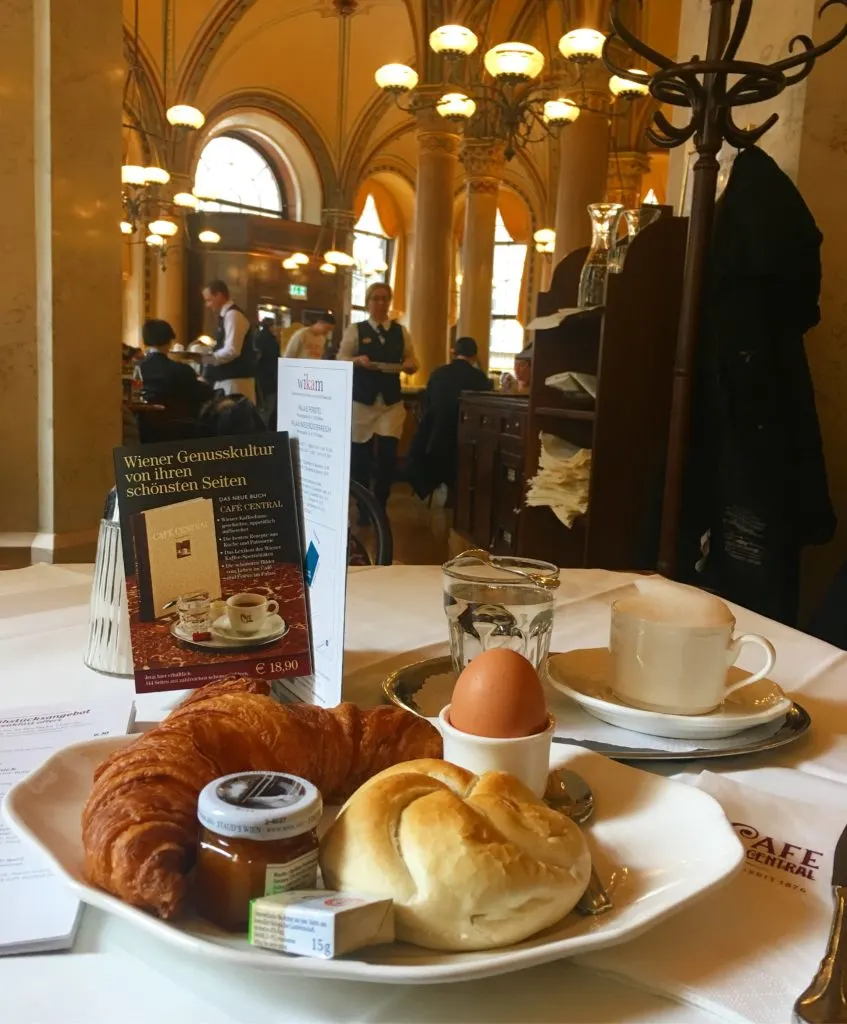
680,145,836,625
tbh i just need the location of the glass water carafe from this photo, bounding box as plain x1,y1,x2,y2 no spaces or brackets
577,203,624,308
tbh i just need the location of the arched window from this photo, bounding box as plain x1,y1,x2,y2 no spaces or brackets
194,135,285,216
489,210,528,372
351,194,392,314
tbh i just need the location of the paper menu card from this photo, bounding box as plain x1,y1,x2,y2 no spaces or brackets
0,699,135,955
276,360,352,708
114,434,313,695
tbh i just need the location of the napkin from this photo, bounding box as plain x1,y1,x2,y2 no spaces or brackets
577,771,847,1023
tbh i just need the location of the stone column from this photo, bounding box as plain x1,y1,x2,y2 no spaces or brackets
156,234,187,341
553,86,612,263
457,140,506,371
0,0,123,566
608,150,652,210
407,102,460,381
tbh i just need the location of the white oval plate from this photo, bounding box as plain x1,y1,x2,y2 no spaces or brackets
547,648,793,740
3,735,742,985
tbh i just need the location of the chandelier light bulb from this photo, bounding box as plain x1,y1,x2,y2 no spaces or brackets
173,191,199,210
119,221,134,235
143,166,171,186
372,259,389,274
429,24,478,57
533,227,556,245
374,63,419,93
149,218,179,237
542,98,581,126
198,229,221,244
319,262,337,274
609,68,651,99
558,28,606,64
535,240,555,254
436,92,476,120
121,164,147,186
282,257,299,270
324,249,356,267
145,233,165,248
166,104,205,130
484,42,544,81
290,252,310,266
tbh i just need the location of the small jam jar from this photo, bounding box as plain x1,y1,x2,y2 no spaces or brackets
194,771,322,932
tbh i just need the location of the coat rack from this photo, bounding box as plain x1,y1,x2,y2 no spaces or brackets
603,0,847,577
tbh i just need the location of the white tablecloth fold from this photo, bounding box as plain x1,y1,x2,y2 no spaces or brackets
578,770,847,1024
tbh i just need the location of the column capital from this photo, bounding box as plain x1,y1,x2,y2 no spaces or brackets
460,138,506,180
413,87,462,152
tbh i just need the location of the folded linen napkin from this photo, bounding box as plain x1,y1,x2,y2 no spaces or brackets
577,771,847,1024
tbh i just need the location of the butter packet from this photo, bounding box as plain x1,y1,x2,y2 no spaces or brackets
249,890,394,959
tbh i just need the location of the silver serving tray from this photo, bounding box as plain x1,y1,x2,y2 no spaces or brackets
382,655,812,762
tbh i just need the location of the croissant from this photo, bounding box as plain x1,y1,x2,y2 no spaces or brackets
82,677,442,919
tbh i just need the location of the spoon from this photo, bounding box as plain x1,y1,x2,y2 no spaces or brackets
460,549,560,591
545,768,614,915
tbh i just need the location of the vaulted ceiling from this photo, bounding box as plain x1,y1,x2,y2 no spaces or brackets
124,0,682,219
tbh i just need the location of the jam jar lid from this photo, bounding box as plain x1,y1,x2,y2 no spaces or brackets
198,771,322,841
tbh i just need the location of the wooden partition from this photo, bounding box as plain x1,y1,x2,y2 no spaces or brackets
454,213,689,570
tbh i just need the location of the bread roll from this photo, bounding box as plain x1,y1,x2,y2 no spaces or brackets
319,759,591,951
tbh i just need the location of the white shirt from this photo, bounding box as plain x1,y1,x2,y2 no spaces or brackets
338,319,418,443
209,301,251,368
337,319,417,371
284,327,329,360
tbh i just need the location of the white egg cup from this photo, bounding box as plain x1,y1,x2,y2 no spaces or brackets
438,705,555,797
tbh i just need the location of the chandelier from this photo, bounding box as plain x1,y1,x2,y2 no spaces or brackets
121,0,210,266
374,18,650,160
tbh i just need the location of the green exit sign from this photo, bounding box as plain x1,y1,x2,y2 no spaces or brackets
289,283,308,299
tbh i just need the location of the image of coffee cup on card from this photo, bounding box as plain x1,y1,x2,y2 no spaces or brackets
609,583,776,717
225,593,280,636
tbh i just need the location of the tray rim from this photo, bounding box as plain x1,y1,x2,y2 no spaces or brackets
3,733,743,985
382,654,812,762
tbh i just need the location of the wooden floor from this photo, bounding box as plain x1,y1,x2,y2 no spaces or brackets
349,484,461,566
386,485,455,565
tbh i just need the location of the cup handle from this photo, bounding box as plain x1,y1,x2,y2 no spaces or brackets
725,634,776,694
267,600,279,616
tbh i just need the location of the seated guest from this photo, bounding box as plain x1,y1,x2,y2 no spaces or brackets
405,336,493,501
500,344,533,393
284,311,336,360
253,318,280,426
138,319,213,416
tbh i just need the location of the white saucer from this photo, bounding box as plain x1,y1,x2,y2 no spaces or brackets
545,648,793,740
211,613,287,644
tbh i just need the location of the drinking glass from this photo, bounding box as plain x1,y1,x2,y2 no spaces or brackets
177,590,212,633
442,554,559,673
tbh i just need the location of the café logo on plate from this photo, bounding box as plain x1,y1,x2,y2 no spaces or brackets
732,821,823,881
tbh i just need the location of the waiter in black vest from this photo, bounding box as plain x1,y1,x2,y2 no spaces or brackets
200,279,256,401
338,281,418,510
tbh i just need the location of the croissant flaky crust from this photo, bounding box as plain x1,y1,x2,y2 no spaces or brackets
82,678,442,920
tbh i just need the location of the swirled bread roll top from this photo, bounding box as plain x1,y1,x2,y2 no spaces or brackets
320,759,591,951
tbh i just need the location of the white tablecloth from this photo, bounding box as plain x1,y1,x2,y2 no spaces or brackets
2,563,846,1024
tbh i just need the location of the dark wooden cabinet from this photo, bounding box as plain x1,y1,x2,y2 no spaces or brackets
455,394,528,554
453,212,689,571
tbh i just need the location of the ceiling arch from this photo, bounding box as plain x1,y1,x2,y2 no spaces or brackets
196,90,339,208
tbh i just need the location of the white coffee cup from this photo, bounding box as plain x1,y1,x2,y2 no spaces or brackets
437,705,554,796
225,593,279,636
610,590,776,716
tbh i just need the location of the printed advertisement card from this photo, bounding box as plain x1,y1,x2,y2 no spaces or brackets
114,433,312,694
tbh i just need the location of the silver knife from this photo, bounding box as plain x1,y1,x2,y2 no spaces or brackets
794,823,847,1023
